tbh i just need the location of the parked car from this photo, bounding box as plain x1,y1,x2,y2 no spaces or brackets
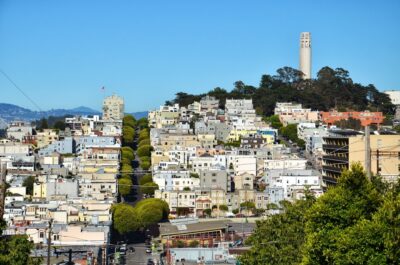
146,248,152,254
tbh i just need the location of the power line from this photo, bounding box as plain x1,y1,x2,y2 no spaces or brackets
0,68,43,112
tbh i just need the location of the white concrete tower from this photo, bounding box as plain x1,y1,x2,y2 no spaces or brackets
299,32,312,79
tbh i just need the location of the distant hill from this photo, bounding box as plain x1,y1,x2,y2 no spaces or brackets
130,111,148,119
0,103,147,122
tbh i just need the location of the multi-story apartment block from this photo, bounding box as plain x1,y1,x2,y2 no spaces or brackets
102,94,124,121
320,110,384,127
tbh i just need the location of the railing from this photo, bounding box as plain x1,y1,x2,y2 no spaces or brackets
322,165,346,174
322,155,348,163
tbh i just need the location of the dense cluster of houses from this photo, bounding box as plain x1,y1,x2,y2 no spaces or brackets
0,95,124,262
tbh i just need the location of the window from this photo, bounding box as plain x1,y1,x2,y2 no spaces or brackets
39,232,44,238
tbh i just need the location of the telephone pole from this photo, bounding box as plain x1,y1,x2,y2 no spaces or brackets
376,149,380,176
365,126,371,180
47,219,53,265
0,163,6,219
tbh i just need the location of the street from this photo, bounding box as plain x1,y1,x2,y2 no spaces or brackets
125,243,161,265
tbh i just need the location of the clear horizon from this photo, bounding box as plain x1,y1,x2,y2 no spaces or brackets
1,0,399,112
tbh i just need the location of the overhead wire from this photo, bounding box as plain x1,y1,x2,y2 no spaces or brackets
0,68,43,112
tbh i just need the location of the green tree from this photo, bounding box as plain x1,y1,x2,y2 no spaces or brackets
140,182,158,195
239,193,315,265
118,178,132,200
140,156,150,163
203,208,212,217
138,139,151,147
219,204,228,212
140,160,151,170
334,117,363,131
121,146,135,161
137,118,149,129
240,201,256,210
139,174,153,185
53,120,66,131
302,163,383,265
183,187,191,191
265,115,283,129
138,129,150,142
135,198,169,225
137,145,152,158
0,234,42,265
37,118,48,130
123,126,135,144
112,204,140,234
280,124,298,142
22,176,35,196
121,163,133,175
123,114,136,128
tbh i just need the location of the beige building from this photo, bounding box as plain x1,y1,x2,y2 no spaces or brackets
102,94,124,120
158,133,200,151
349,135,400,182
36,129,59,148
234,173,254,190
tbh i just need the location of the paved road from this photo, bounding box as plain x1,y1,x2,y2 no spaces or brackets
125,243,161,265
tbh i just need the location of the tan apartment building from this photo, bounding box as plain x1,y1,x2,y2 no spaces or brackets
349,135,400,182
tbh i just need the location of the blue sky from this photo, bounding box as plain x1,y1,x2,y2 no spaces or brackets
0,0,399,112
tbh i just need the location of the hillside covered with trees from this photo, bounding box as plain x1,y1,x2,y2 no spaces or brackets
167,66,394,116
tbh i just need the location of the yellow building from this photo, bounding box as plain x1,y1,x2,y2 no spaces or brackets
227,128,275,144
36,129,59,148
349,135,400,182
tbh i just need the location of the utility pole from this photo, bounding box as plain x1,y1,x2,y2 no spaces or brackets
376,149,380,176
47,218,53,265
0,163,7,219
365,126,371,180
102,244,107,265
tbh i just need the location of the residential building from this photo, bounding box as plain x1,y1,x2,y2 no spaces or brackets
102,94,124,120
322,129,362,184
6,121,33,141
320,110,384,127
199,169,229,191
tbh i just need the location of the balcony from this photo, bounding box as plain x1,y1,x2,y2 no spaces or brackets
322,144,348,152
323,155,348,163
322,165,346,174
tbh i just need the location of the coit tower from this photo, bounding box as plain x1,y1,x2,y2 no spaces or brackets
299,32,312,79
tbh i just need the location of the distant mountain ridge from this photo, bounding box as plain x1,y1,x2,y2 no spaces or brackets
0,103,147,122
